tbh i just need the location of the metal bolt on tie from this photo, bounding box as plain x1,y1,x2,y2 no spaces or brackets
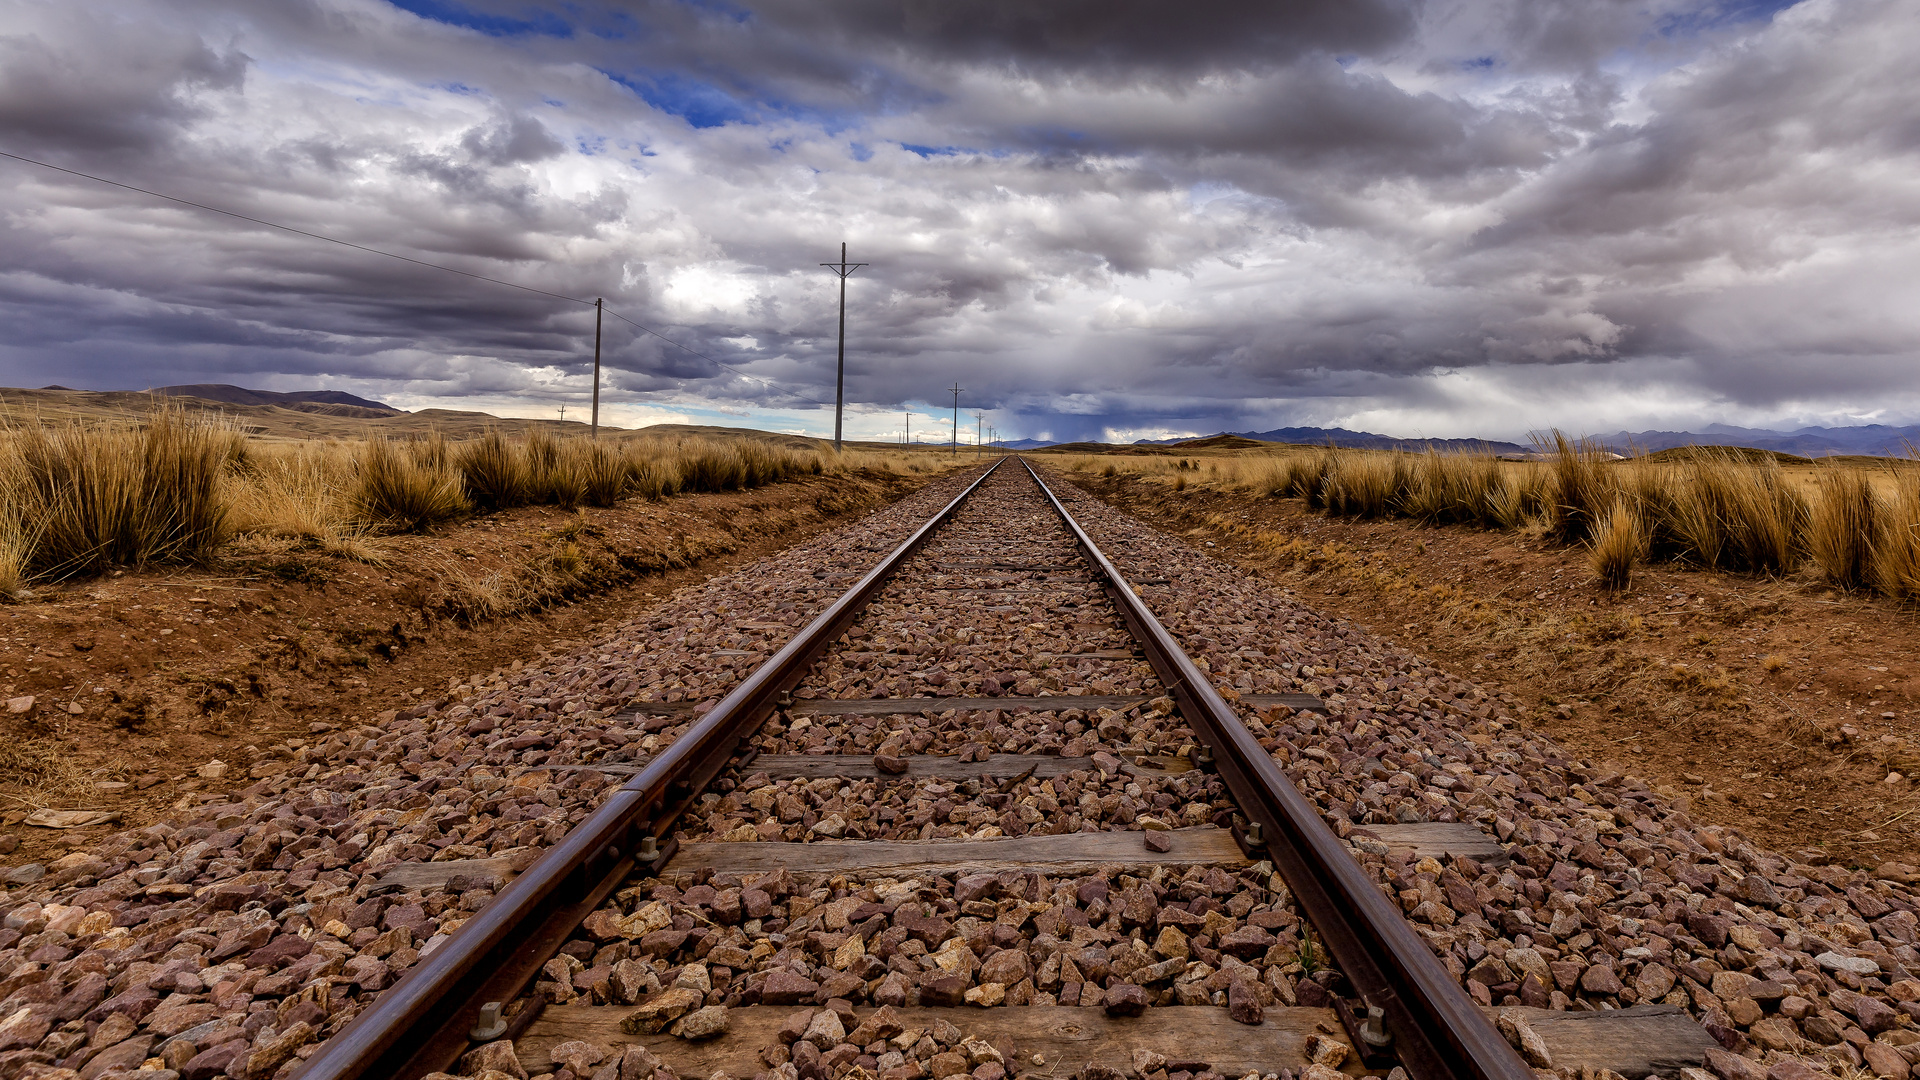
1361,1005,1393,1049
469,1002,507,1041
637,835,659,861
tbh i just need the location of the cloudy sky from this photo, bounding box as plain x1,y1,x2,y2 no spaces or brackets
2,0,1916,443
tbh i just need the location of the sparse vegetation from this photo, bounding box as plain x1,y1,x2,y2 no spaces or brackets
1062,434,1920,597
0,417,948,588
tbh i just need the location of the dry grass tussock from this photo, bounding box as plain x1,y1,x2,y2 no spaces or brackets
1587,502,1646,592
1064,435,1920,598
0,406,240,583
1,418,944,588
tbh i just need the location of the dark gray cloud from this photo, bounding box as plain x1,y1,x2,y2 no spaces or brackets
753,0,1419,76
0,0,1914,442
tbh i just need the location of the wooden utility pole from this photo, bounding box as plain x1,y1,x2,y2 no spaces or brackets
948,383,964,454
590,297,603,437
974,411,985,456
820,243,867,452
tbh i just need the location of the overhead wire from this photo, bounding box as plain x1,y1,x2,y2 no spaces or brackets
0,147,837,410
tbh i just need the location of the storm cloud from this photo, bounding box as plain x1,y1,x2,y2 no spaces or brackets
1,0,1915,441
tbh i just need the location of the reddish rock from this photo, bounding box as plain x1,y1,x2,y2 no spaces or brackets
84,986,158,1025
1227,979,1263,1025
1104,983,1149,1016
921,975,970,1006
1704,1049,1766,1080
761,972,822,1006
1580,964,1623,995
181,1040,249,1080
247,933,314,970
1216,926,1275,959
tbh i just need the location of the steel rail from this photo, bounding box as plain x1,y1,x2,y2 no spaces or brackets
1021,458,1531,1080
295,458,1010,1080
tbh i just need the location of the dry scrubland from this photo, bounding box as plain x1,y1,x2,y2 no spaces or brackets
1060,437,1920,597
0,408,942,592
1059,439,1920,869
0,409,958,868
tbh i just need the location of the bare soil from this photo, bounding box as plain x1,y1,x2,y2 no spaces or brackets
0,467,932,868
1073,472,1920,871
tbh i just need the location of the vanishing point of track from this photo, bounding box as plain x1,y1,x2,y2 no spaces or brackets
293,458,1531,1080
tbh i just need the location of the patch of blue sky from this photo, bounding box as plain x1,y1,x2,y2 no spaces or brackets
602,69,863,134
849,142,874,162
900,143,973,158
386,0,574,38
1655,0,1803,40
605,71,751,129
1460,55,1497,71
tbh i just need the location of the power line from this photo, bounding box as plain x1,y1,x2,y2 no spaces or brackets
1,147,836,412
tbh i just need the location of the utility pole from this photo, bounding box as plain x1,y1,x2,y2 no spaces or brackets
904,411,910,447
974,411,985,457
820,243,867,453
557,403,567,422
590,297,603,438
948,383,964,455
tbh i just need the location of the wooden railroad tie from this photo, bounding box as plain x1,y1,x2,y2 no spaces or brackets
516,1003,1716,1080
616,692,1329,721
373,821,1506,893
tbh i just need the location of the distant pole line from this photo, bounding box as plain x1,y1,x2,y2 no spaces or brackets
0,147,838,423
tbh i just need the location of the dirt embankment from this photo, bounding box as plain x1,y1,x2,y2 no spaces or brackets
1073,472,1920,871
0,468,930,870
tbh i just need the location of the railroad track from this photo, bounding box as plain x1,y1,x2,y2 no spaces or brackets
291,459,1695,1080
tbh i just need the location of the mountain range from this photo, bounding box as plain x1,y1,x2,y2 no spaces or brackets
1589,423,1920,457
1134,426,1534,454
146,384,401,415
1101,422,1920,457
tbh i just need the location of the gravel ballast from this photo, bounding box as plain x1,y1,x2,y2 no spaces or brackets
3,460,1910,1080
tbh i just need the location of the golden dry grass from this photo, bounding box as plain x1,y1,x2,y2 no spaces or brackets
1588,501,1646,591
1808,468,1876,589
1874,471,1920,600
3,406,241,579
0,420,964,588
1061,434,1920,598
